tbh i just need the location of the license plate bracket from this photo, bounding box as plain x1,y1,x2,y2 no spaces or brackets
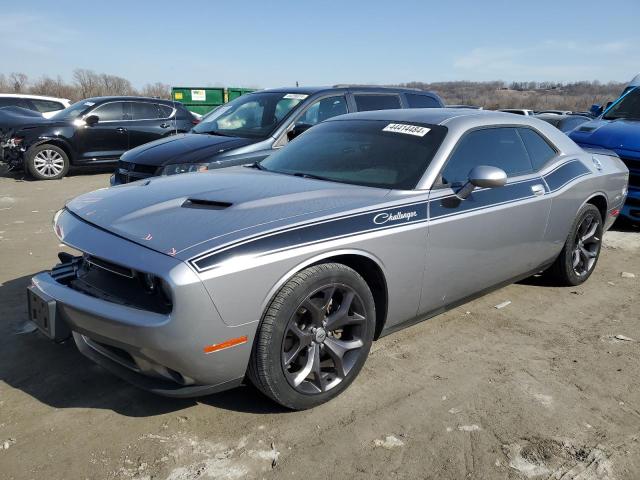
27,285,70,342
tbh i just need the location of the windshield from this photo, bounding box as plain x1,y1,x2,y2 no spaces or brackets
192,92,307,138
603,87,640,120
260,120,447,190
49,100,95,121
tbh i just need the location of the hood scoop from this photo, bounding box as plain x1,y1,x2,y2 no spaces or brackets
182,198,233,210
579,126,596,132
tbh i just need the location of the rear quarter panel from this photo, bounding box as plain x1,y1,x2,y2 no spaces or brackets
543,153,628,250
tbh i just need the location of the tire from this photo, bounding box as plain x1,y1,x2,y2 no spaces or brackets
547,203,603,286
26,144,69,180
248,263,376,410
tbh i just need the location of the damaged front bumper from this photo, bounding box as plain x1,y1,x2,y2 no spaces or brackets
0,138,25,170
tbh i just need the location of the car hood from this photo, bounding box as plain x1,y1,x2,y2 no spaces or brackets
122,133,259,166
65,167,391,260
0,107,60,138
570,118,640,152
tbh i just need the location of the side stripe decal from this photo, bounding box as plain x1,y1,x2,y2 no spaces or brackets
191,202,429,271
543,159,591,192
191,160,591,272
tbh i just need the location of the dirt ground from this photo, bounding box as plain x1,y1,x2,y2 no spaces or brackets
0,171,639,480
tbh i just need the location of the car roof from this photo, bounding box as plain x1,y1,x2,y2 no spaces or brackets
256,85,437,95
326,108,582,156
83,96,176,104
535,113,589,121
325,107,494,125
0,93,70,102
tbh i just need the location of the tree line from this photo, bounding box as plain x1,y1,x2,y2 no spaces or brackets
0,69,629,111
0,69,171,102
397,80,627,111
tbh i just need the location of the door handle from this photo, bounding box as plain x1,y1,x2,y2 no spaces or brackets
115,127,127,134
160,123,171,128
531,184,545,196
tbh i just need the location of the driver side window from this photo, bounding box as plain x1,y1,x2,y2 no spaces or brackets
90,102,125,122
296,96,348,127
441,127,533,186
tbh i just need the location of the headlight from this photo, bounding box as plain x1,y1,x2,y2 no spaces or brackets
53,208,64,241
161,163,210,176
1,137,23,149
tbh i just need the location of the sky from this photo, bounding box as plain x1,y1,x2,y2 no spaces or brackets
2,0,639,89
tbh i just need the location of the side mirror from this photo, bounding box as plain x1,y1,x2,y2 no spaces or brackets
84,115,99,126
589,104,602,117
287,123,312,141
456,165,507,200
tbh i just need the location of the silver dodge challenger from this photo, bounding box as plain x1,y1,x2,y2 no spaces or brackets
28,109,629,409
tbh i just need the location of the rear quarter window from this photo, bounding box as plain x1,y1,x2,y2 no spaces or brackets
405,94,441,108
158,104,174,118
517,128,556,170
354,94,401,112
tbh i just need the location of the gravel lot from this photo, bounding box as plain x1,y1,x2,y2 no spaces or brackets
1,171,639,480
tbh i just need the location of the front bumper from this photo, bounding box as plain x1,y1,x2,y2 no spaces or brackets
30,269,255,397
31,210,258,397
0,142,25,169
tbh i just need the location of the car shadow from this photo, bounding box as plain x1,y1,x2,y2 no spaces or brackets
0,273,285,416
0,165,115,182
519,218,638,288
611,216,639,231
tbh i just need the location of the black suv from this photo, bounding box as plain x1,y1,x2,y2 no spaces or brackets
113,86,443,184
0,96,197,179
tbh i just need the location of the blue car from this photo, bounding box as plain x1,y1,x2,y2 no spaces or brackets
570,83,640,223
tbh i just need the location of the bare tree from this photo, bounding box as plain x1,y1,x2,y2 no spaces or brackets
140,82,171,99
73,68,100,98
30,75,77,100
9,72,28,93
0,73,8,92
99,73,134,96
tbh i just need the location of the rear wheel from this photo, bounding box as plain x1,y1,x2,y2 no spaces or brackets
26,144,69,180
248,263,376,410
547,203,603,286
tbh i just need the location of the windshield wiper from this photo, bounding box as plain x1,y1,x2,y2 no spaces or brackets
247,161,269,171
198,130,235,137
291,172,334,182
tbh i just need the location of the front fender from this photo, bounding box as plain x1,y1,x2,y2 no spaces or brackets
29,136,76,162
257,248,387,319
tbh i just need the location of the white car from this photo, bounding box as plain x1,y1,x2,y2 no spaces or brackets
499,109,535,116
0,94,71,119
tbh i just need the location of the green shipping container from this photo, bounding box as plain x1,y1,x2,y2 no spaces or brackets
171,87,255,116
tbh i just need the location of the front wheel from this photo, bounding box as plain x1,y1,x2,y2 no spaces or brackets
26,144,69,180
248,263,376,410
547,203,603,286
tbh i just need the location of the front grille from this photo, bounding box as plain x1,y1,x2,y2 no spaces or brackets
619,156,640,188
53,255,172,314
117,160,159,183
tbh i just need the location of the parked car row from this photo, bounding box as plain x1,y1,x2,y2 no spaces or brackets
113,86,444,184
1,97,198,179
1,78,638,224
1,86,444,181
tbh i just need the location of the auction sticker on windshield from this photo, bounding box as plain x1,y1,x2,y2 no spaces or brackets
283,93,308,100
382,123,431,137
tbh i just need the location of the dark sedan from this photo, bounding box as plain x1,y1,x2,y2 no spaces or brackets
0,96,197,180
112,86,444,184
